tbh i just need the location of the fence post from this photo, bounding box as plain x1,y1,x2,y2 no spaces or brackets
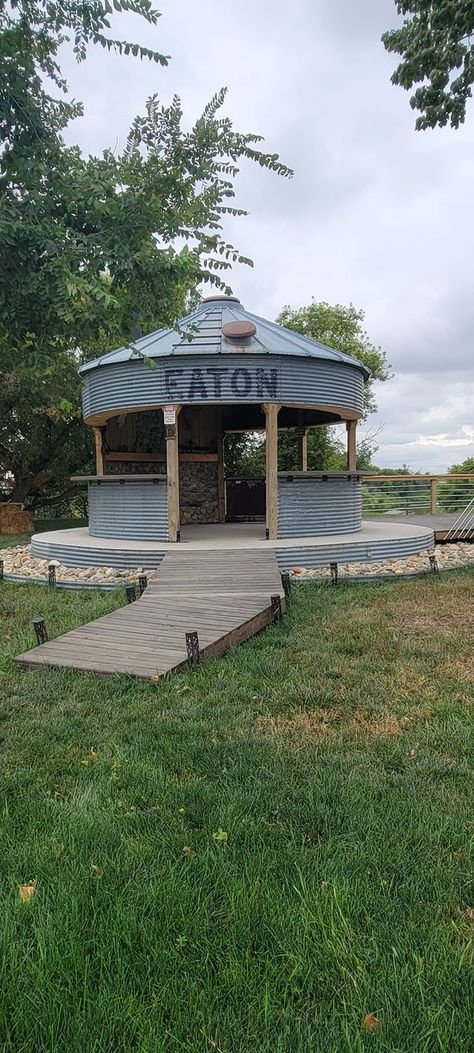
281,572,290,599
271,595,282,623
33,617,48,645
185,631,200,666
430,478,438,515
125,584,136,604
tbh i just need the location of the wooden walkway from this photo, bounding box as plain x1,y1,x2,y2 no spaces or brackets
382,513,469,542
15,549,286,679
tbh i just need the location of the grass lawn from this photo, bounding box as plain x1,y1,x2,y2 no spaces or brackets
0,569,473,1052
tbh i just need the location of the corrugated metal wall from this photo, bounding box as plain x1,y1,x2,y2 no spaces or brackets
274,529,434,570
31,527,434,571
31,536,166,570
82,355,364,419
278,478,362,537
88,480,168,541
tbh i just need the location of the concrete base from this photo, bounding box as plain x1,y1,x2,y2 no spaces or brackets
31,520,434,572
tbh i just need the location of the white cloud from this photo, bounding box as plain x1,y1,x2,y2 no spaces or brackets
59,0,474,471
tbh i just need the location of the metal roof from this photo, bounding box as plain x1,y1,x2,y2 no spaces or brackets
79,296,370,379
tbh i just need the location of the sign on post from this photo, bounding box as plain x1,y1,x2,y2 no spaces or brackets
163,404,177,425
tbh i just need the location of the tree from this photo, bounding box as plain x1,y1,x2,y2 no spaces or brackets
225,301,389,479
438,455,474,511
0,1,291,508
276,301,390,416
383,2,474,130
0,350,93,509
447,456,474,473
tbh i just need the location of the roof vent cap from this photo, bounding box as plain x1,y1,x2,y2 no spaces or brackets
202,295,241,304
222,320,256,341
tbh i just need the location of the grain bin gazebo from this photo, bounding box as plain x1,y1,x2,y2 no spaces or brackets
31,295,434,569
76,295,367,541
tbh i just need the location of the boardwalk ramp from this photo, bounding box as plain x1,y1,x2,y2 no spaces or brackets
15,549,285,679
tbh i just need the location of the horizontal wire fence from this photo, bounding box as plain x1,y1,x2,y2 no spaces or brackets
362,474,474,517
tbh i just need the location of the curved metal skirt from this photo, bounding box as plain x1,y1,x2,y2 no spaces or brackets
31,521,434,572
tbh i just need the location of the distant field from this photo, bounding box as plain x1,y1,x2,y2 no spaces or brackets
0,570,473,1052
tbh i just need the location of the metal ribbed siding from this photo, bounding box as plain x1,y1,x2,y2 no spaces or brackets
82,355,364,419
88,480,168,541
31,536,167,570
274,529,434,570
278,478,362,537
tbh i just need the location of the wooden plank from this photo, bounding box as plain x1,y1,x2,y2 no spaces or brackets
262,403,280,541
217,432,226,523
346,420,357,472
94,427,104,476
105,452,218,463
363,473,474,482
166,406,181,543
14,547,285,680
297,429,308,472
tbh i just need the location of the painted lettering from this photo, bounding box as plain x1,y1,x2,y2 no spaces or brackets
231,367,252,398
206,367,229,398
188,368,208,400
256,367,278,399
165,364,279,401
165,369,184,400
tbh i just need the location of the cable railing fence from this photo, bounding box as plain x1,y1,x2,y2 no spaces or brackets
361,474,474,518
443,498,474,542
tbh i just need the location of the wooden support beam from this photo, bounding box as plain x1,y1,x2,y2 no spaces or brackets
217,432,226,524
105,452,218,464
346,420,357,472
165,407,181,543
430,478,438,515
297,429,308,471
93,427,104,476
263,403,280,540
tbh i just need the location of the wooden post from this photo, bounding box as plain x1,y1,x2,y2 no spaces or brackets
165,406,181,542
217,431,226,524
94,427,104,476
430,477,437,515
263,403,280,540
297,429,308,472
346,420,357,472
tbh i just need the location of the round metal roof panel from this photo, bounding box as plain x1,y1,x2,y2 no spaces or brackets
80,297,370,379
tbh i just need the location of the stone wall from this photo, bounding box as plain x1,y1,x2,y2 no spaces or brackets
180,462,219,524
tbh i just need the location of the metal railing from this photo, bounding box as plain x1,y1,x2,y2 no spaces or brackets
444,498,474,541
361,474,474,518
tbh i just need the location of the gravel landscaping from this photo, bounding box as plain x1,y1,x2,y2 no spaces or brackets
290,542,474,580
1,541,473,587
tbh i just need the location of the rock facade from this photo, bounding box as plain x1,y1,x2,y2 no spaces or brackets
179,462,219,524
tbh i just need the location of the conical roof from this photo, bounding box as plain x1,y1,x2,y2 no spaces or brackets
80,296,370,379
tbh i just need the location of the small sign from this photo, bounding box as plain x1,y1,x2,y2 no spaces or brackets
163,404,177,425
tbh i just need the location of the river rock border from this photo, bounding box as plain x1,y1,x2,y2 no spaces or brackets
290,542,474,581
0,542,473,590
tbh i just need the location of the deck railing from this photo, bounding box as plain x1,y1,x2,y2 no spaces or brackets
361,474,474,517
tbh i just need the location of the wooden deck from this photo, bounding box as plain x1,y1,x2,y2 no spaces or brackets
381,513,469,542
15,549,286,679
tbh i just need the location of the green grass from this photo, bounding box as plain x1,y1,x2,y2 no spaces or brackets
0,533,32,549
0,517,87,552
0,571,473,1052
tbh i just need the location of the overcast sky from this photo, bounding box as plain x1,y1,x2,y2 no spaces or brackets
62,0,474,470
